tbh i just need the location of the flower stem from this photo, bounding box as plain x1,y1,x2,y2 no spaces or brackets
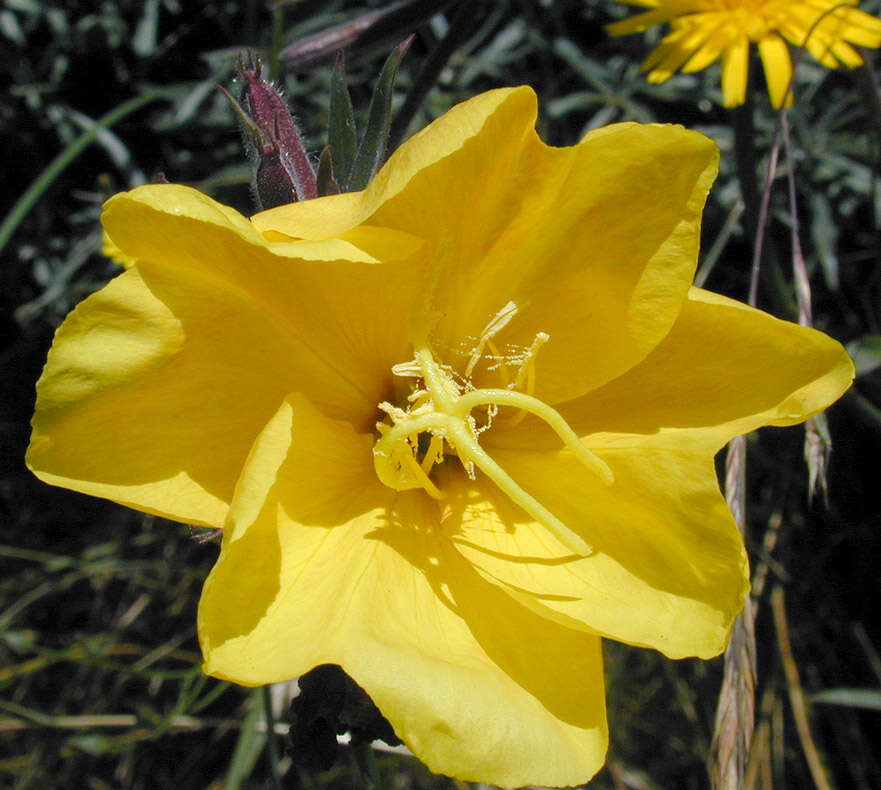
262,685,284,790
352,741,379,790
732,90,759,251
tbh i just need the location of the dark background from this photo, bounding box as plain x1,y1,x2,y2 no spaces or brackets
2,1,880,788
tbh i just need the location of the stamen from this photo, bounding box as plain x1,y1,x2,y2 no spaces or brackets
392,360,423,378
485,338,510,386
511,332,549,392
505,331,549,426
420,434,445,474
401,448,444,499
465,300,518,377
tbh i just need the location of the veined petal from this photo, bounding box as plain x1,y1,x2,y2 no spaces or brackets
28,268,229,525
200,394,608,788
449,433,747,659
251,88,526,241
260,87,719,404
101,185,423,429
495,287,853,450
397,100,718,404
758,34,794,108
28,188,424,523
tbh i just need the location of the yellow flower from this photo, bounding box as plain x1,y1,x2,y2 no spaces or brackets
27,87,852,787
609,0,881,107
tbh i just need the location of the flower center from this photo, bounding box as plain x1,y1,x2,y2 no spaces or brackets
372,306,613,556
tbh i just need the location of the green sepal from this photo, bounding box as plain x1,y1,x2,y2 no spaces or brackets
329,53,358,190
346,36,412,191
317,145,341,196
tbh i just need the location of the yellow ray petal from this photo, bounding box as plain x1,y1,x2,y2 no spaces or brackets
607,6,681,36
721,34,750,106
758,34,794,108
681,19,731,73
646,24,716,81
200,394,608,788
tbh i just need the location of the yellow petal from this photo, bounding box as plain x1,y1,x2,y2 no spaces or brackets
721,35,750,106
493,287,852,455
101,231,137,268
758,34,794,108
681,20,729,73
451,432,748,659
200,394,608,788
28,187,424,523
28,268,230,525
387,99,719,404
542,287,854,444
645,28,708,82
260,87,719,403
251,88,527,242
101,184,423,430
607,6,680,36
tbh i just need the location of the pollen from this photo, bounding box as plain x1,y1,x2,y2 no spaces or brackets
372,321,613,556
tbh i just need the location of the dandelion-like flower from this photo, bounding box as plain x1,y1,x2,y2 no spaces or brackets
609,0,881,107
27,87,853,786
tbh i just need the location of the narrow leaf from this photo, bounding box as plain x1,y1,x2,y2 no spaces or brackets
280,0,457,69
329,53,358,188
846,334,881,378
347,37,412,191
316,146,341,196
811,688,881,711
809,193,840,291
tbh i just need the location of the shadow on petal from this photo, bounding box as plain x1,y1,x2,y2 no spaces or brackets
200,512,284,646
368,517,606,734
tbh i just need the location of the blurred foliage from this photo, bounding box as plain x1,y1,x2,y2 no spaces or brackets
2,0,881,788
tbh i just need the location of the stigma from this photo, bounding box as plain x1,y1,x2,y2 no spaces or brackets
372,307,613,556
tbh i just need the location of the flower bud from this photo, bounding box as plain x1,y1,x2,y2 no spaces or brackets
238,55,317,208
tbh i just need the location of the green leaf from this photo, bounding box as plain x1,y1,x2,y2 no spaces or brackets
279,0,457,69
69,734,115,756
811,688,881,711
328,54,358,189
846,335,881,378
317,145,341,196
222,688,267,790
346,37,411,191
809,193,840,291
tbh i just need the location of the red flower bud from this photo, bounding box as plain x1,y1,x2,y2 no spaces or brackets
238,55,318,207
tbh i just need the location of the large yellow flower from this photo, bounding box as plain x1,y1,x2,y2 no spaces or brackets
27,87,852,787
609,0,881,107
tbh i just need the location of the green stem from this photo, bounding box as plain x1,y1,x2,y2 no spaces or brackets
352,741,379,790
269,4,285,83
732,93,759,252
262,685,284,790
0,87,174,259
